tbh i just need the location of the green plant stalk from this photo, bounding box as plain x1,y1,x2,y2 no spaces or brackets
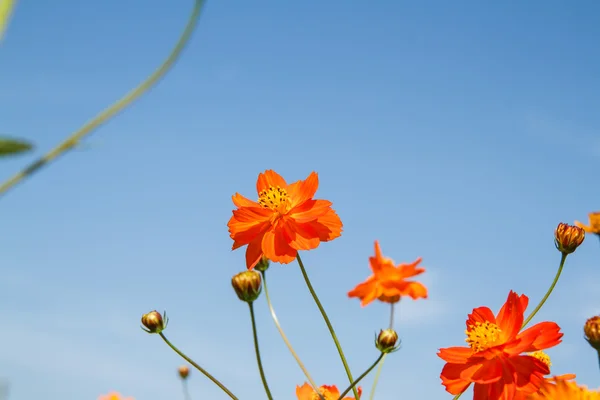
0,0,205,198
367,353,387,400
389,303,395,329
261,270,325,400
0,0,16,41
159,333,239,400
453,393,464,400
182,379,191,400
296,253,360,400
249,302,274,400
337,353,385,400
521,252,567,328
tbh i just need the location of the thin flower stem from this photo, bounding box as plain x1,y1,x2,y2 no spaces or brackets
453,394,464,400
521,253,568,329
337,353,385,400
0,0,16,41
296,253,360,400
368,353,387,400
389,303,395,329
261,271,325,400
248,302,274,400
0,0,205,198
159,333,239,400
182,380,192,400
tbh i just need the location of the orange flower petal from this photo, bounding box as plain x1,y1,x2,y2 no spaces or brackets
261,228,298,264
496,291,527,341
437,346,473,363
256,170,288,194
287,171,319,208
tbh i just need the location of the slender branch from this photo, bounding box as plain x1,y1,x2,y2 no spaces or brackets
522,253,567,328
368,354,387,400
249,302,273,400
0,0,205,198
159,333,239,400
337,353,385,400
296,253,359,400
389,303,395,329
181,380,191,400
261,270,325,400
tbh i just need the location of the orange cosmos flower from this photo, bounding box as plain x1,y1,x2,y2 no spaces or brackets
527,376,600,399
228,170,342,269
296,382,362,400
347,240,427,307
98,393,134,400
575,211,600,235
438,291,563,400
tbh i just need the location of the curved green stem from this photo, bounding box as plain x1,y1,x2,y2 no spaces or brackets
261,270,325,400
159,333,239,400
249,302,274,400
0,0,205,198
367,353,387,400
337,353,385,400
521,253,567,328
296,253,359,400
453,393,464,400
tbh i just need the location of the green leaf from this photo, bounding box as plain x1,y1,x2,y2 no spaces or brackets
0,136,34,157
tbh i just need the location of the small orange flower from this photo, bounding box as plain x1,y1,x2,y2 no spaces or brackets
347,241,427,307
98,393,134,400
575,212,600,235
228,170,343,269
438,291,563,399
554,222,585,254
296,382,362,400
526,376,600,399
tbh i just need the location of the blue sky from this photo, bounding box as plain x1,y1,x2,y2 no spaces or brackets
1,0,600,399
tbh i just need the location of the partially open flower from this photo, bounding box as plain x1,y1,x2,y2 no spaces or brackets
585,316,600,352
375,329,400,353
254,256,270,272
554,223,585,254
231,270,262,303
178,365,190,380
141,310,168,334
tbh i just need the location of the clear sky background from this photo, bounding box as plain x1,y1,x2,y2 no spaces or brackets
1,1,599,399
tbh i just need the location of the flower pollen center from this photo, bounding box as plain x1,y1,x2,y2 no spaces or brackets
258,186,288,211
528,350,552,367
311,388,335,400
465,321,502,352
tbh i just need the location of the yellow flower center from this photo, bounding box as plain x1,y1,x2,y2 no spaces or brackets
465,321,502,352
311,387,335,400
258,186,289,211
529,350,551,367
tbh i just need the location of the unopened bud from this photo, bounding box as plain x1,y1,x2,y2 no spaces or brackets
375,329,400,353
141,310,168,334
178,365,190,380
231,270,262,303
585,316,600,351
255,256,270,272
554,223,585,254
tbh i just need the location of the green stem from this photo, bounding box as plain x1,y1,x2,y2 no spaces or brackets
367,353,387,400
389,303,395,329
337,353,385,400
182,380,191,400
453,394,464,400
261,270,325,400
248,302,274,400
159,333,239,400
0,0,205,198
521,253,568,329
296,253,359,400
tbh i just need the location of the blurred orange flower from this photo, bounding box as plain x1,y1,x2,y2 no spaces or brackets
98,393,134,400
438,291,563,399
228,170,342,269
347,240,427,307
575,211,600,235
296,382,362,400
526,375,600,399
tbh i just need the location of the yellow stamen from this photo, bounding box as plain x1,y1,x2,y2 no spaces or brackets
465,321,502,352
258,186,288,211
311,387,335,400
528,350,552,367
